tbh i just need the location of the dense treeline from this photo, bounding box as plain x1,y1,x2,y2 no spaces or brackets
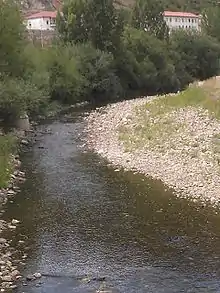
0,0,220,120
119,0,218,13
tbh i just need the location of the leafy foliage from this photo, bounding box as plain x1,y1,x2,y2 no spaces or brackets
131,0,169,40
202,6,220,42
57,0,125,52
49,43,122,103
0,0,26,77
170,30,220,81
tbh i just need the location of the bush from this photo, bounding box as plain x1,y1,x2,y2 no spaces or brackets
115,27,179,96
170,30,220,81
49,43,122,104
0,76,49,120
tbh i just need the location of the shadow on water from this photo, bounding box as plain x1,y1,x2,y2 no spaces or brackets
2,109,220,292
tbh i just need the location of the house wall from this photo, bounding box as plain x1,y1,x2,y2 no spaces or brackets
26,17,56,30
164,16,201,31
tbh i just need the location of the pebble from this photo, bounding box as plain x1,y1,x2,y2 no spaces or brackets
26,274,36,281
84,86,220,206
1,275,13,282
11,219,19,225
21,139,29,146
0,238,7,244
33,272,42,278
0,148,27,290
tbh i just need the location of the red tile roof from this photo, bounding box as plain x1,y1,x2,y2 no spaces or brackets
27,11,57,19
164,11,200,18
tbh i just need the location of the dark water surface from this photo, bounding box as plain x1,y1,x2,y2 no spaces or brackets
3,109,220,293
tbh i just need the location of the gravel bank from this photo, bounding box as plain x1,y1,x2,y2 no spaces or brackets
0,131,30,291
84,94,220,207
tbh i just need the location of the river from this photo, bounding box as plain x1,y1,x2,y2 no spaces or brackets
3,108,220,293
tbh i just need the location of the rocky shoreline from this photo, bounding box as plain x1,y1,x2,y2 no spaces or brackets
84,93,220,207
0,129,42,291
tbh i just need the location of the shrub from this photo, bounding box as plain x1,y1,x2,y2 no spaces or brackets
49,43,122,104
0,76,49,120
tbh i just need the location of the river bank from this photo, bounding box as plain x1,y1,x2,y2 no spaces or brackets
85,77,220,207
0,129,33,291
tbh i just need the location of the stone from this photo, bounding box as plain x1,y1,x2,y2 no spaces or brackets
26,274,35,281
21,139,29,146
33,272,42,279
1,275,13,282
7,190,16,196
8,225,16,230
11,270,20,278
93,277,106,282
11,219,20,225
0,238,7,244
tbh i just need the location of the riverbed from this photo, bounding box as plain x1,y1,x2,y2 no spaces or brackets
2,108,220,292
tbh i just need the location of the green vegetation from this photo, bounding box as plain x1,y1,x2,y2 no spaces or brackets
1,0,220,186
118,0,218,13
119,79,220,152
0,135,16,188
1,0,220,121
143,80,220,119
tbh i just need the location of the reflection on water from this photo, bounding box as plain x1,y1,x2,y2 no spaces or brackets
3,112,220,292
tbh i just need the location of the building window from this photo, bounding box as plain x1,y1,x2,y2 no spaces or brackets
189,18,191,22
50,18,56,25
175,18,177,22
170,18,172,22
192,19,194,23
182,18,184,22
46,20,49,25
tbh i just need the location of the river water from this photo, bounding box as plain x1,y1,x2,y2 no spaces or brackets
3,109,220,293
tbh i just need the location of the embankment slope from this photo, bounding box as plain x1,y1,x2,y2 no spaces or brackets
85,77,220,206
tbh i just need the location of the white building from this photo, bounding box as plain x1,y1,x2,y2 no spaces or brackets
163,11,201,32
26,11,57,30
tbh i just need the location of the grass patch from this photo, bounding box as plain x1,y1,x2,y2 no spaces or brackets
119,78,220,151
142,80,220,119
0,135,17,188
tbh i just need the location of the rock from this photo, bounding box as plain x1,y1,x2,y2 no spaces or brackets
33,272,42,278
11,270,20,279
21,139,29,146
26,274,35,281
11,219,20,225
8,225,16,230
9,284,17,289
93,276,106,282
7,190,16,196
1,275,13,282
0,238,7,244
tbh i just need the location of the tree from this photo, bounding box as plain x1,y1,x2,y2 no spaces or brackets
0,0,26,77
131,0,169,40
115,26,179,94
170,30,220,81
49,43,122,103
57,0,90,44
57,0,125,52
202,6,220,43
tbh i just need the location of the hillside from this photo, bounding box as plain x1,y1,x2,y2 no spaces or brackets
116,0,217,12
18,0,218,14
17,0,58,15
